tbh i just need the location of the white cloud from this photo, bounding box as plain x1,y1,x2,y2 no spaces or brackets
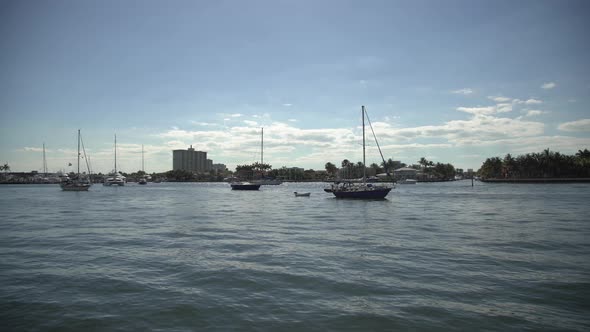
287,119,297,122
525,98,543,105
541,82,556,90
488,96,512,102
23,147,46,152
282,103,293,107
451,88,473,95
456,103,512,115
457,136,590,154
512,98,543,105
191,121,219,127
524,110,546,117
557,119,590,132
456,106,496,115
230,113,243,117
243,120,258,126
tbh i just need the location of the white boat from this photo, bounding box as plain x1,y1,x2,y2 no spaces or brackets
398,179,417,185
61,129,92,191
104,134,125,186
104,173,125,186
294,192,310,197
330,106,393,199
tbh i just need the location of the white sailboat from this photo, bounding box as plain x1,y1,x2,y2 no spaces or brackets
103,134,125,186
60,129,92,191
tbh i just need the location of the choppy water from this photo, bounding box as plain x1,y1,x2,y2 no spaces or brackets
1,181,589,331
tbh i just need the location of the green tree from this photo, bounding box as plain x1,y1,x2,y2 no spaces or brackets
324,162,338,177
1,163,10,179
478,157,503,179
503,154,515,178
341,159,351,179
369,163,382,175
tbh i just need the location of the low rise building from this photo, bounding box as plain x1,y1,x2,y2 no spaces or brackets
393,167,418,181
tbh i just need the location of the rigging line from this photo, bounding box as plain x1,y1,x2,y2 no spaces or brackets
80,134,92,175
364,108,390,176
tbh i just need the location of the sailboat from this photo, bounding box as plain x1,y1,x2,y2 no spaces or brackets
138,144,147,185
230,128,264,190
60,130,92,191
330,106,393,199
103,134,125,186
40,142,49,183
252,127,283,185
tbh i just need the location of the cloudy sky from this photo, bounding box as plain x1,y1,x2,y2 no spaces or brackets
1,0,589,173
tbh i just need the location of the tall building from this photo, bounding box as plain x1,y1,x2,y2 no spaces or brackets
172,146,208,173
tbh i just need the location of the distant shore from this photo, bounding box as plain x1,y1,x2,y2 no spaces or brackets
480,178,590,183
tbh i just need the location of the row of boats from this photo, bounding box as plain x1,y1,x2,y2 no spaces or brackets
60,131,148,191
63,106,397,199
230,106,395,199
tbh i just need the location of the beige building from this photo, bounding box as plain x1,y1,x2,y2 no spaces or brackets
393,167,418,181
172,146,208,173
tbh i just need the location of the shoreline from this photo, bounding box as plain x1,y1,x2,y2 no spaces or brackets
480,178,590,183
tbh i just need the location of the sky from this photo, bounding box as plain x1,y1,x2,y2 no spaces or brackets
1,0,589,173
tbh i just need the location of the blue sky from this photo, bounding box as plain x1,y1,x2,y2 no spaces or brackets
1,0,589,173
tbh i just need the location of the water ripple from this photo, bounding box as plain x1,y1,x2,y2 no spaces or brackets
1,182,589,331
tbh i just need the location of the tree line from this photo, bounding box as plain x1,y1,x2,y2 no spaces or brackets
324,157,457,181
478,149,590,179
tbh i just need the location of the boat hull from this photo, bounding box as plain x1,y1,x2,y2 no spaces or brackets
103,181,125,186
332,187,392,199
60,183,91,191
231,184,261,190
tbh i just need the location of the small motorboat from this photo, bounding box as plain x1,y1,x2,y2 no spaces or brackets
231,182,261,190
294,192,311,197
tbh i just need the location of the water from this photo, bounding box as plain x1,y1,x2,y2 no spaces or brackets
1,182,589,331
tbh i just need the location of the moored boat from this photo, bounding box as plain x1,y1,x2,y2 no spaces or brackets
61,129,92,192
231,182,261,190
104,134,125,186
330,106,393,199
398,179,417,185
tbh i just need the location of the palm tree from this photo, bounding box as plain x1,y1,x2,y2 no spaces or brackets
503,154,515,178
419,157,428,168
355,161,364,178
324,162,337,177
1,163,9,174
341,159,350,179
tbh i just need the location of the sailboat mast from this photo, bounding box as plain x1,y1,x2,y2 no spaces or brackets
43,142,47,176
77,129,81,175
261,127,264,165
362,106,366,182
142,144,144,172
114,134,117,173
